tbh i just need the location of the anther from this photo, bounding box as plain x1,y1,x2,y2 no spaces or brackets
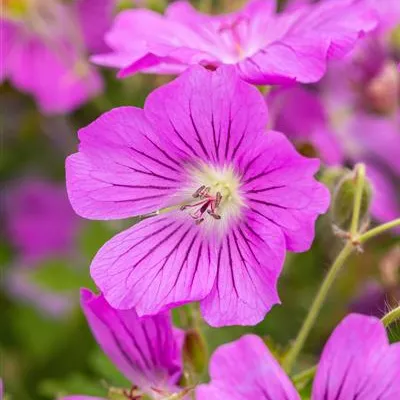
192,185,206,198
215,192,222,208
207,210,221,220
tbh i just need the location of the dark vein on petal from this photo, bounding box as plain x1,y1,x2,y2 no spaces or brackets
145,136,181,167
142,322,158,368
226,235,239,297
190,241,204,289
224,111,233,161
189,102,210,159
246,185,286,194
114,312,152,370
211,111,220,163
248,198,288,210
168,117,199,158
129,146,180,173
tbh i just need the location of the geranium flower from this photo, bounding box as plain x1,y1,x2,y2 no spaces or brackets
66,66,329,326
0,0,114,114
197,313,400,399
92,0,377,84
60,288,185,400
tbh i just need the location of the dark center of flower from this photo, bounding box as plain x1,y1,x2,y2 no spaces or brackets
180,185,222,225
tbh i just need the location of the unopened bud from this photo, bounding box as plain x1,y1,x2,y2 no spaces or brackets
319,167,350,192
183,328,208,376
331,169,372,232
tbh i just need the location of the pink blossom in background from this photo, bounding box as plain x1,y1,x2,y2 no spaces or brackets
0,0,114,114
92,0,377,84
77,289,185,399
5,267,75,318
5,180,80,264
197,314,400,399
66,66,329,326
267,0,400,228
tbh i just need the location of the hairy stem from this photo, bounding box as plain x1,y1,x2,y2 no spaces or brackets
358,218,400,243
381,305,400,328
350,163,366,237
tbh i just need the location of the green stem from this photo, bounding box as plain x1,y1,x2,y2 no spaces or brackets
282,164,367,374
381,305,400,328
358,218,400,243
349,164,366,237
292,365,317,385
282,242,354,373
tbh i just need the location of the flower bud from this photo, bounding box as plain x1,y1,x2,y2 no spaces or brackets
331,169,372,232
183,328,208,376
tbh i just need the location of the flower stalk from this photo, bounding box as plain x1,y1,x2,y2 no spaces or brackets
381,305,400,328
283,163,400,374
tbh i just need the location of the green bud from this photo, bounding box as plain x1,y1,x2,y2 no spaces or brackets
183,328,208,376
331,169,372,232
319,166,351,192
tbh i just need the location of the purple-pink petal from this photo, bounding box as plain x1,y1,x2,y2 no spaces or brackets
312,313,400,400
75,0,115,53
66,106,187,220
239,130,330,252
196,334,299,400
90,214,217,316
81,289,184,394
144,66,268,165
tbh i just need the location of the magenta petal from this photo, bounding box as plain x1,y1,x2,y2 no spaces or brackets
312,314,400,400
7,34,102,114
241,131,330,252
237,36,330,85
200,210,285,327
75,0,115,53
81,289,184,393
145,65,268,165
197,335,299,400
90,214,217,315
66,107,187,220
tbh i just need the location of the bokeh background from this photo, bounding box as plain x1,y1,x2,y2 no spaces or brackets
1,0,399,399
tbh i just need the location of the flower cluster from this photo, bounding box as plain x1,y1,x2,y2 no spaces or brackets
2,0,400,398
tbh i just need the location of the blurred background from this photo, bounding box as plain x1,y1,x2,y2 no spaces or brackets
1,0,399,399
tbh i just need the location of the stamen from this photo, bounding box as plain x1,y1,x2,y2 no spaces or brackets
182,186,223,224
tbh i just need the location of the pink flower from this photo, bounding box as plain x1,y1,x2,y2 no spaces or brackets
73,288,185,399
197,314,400,399
0,0,114,114
5,180,80,264
66,66,329,327
93,0,377,84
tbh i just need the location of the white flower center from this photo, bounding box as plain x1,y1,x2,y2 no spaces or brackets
180,164,243,227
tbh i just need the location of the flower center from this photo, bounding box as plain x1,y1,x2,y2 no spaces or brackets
181,165,243,225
